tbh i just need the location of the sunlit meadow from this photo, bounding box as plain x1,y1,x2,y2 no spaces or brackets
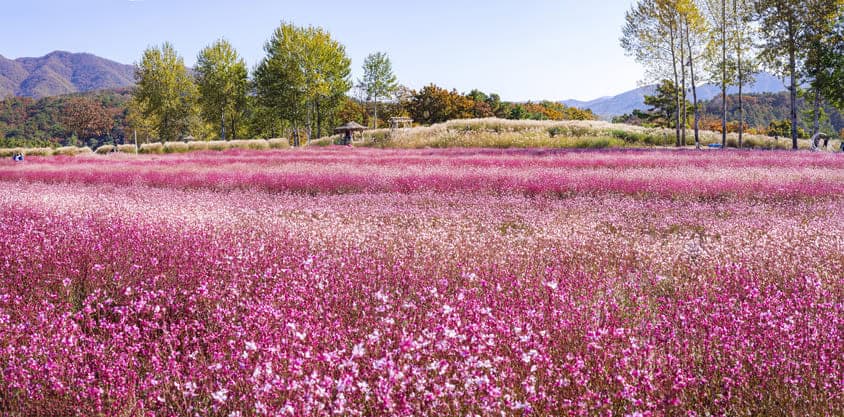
0,148,842,416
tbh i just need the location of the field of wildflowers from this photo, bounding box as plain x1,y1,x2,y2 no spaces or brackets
0,148,842,416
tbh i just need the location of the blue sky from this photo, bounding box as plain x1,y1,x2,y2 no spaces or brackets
1,0,643,101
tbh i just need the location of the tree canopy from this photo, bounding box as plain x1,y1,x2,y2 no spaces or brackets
132,43,197,142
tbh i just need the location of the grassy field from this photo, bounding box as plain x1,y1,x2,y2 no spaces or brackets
1,118,835,157
313,118,828,150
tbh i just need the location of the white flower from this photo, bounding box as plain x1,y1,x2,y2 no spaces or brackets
443,304,454,314
544,280,559,291
211,388,228,403
245,341,258,351
352,343,365,358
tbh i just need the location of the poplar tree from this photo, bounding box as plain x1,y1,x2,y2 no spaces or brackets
753,0,809,149
132,43,197,142
195,39,248,140
358,52,399,129
621,0,685,146
802,0,843,136
254,22,351,145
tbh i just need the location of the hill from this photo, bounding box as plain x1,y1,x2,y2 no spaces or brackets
0,51,134,98
564,72,788,118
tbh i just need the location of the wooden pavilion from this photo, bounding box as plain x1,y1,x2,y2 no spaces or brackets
335,121,366,145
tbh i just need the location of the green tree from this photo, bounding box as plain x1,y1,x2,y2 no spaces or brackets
254,22,351,145
821,13,844,110
642,80,692,127
753,0,809,149
195,39,248,140
131,42,197,142
802,0,843,136
357,52,398,129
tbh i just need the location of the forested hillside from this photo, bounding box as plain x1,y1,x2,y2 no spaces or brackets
614,91,844,137
0,51,134,98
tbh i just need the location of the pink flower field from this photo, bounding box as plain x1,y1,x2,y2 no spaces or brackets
0,148,842,416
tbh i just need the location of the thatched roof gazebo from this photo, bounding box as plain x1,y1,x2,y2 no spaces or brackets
335,121,366,145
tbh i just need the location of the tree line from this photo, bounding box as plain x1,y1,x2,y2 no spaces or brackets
621,0,843,149
130,22,595,146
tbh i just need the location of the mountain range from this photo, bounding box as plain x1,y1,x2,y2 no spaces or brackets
563,72,789,118
0,51,135,99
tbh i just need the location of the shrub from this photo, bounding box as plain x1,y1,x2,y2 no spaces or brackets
117,144,138,154
267,138,291,149
54,146,93,156
24,147,54,156
206,141,229,151
139,143,164,154
187,141,210,152
163,142,189,153
230,140,270,151
0,148,22,158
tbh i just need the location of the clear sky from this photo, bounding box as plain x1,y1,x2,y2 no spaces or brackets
1,0,643,101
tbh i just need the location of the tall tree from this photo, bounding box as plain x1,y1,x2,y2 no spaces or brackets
357,52,399,129
820,12,844,110
802,0,843,136
753,0,809,149
679,0,708,148
195,39,248,140
132,43,197,142
254,22,351,145
622,0,686,146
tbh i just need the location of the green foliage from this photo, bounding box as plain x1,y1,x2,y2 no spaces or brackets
818,12,844,110
767,119,807,138
0,90,131,148
132,43,198,142
357,52,399,128
195,39,249,140
254,22,352,145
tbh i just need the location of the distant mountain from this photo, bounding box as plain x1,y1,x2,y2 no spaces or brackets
0,51,134,98
563,72,789,118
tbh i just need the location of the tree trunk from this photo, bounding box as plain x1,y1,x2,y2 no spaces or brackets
812,88,822,137
374,97,379,129
686,21,700,149
680,23,687,147
669,26,681,147
721,0,727,148
221,107,226,140
789,44,798,149
316,98,323,139
735,0,743,148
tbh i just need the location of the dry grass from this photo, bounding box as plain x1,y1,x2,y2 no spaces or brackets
0,119,834,157
320,118,823,150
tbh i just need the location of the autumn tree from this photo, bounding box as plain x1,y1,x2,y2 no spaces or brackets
679,0,708,148
60,97,113,144
195,39,248,140
132,43,197,142
408,84,474,125
358,52,399,128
